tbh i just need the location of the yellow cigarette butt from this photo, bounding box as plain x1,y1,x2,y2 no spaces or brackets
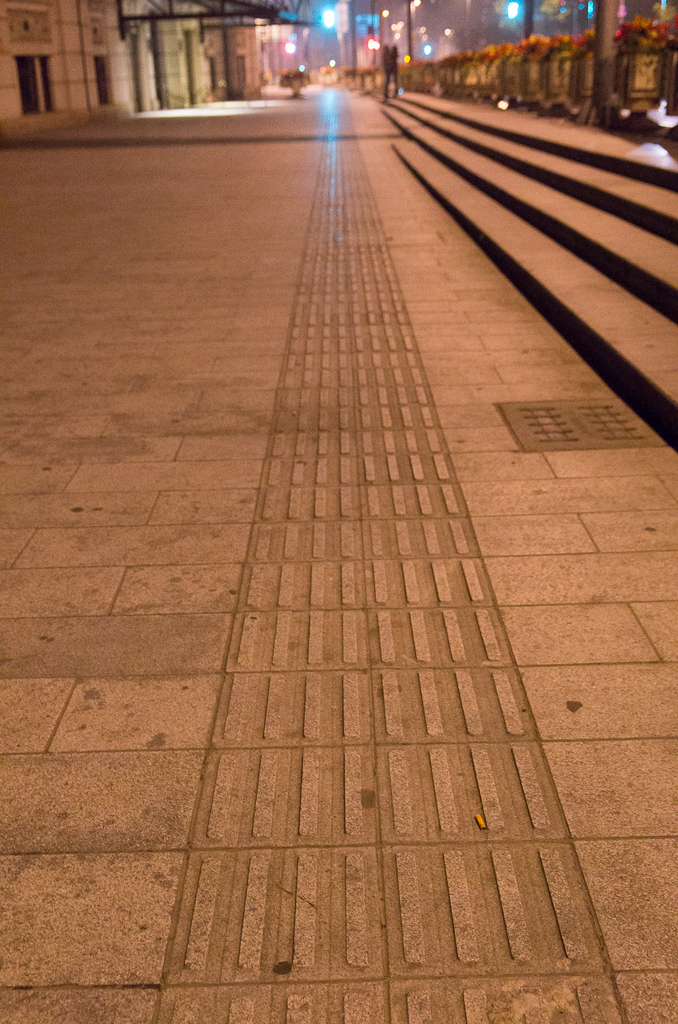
475,814,487,829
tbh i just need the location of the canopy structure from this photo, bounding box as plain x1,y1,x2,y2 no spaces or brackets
116,0,306,39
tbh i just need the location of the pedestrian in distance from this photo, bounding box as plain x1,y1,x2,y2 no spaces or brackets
383,44,398,101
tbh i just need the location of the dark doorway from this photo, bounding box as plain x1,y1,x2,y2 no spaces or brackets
94,54,109,104
208,55,218,93
16,55,40,113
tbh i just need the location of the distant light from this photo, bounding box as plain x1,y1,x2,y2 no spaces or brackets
587,0,594,14
382,7,390,15
498,99,509,109
391,22,397,29
322,7,335,27
398,87,404,93
507,1,519,17
413,0,421,6
423,43,432,54
404,53,411,61
367,36,380,49
285,41,296,53
329,58,336,66
444,27,452,34
299,64,305,71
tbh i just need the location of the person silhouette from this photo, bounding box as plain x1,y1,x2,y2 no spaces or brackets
383,44,398,100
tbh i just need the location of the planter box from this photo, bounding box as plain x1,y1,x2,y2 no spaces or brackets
396,45,672,111
570,52,593,103
546,54,572,105
619,51,662,110
439,64,455,97
520,59,543,103
503,60,521,97
486,59,501,96
663,49,678,114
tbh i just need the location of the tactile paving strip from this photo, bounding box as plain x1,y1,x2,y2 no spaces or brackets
158,101,624,1024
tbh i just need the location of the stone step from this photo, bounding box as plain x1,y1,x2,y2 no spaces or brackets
385,104,678,324
391,137,678,446
390,96,678,245
394,92,678,192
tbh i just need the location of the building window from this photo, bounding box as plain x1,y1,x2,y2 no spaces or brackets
94,54,110,104
15,54,52,114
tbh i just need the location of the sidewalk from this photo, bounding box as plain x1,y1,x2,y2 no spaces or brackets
1,90,677,1024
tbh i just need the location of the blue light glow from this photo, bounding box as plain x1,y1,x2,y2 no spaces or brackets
423,43,432,55
322,8,335,28
507,1,519,17
587,0,594,14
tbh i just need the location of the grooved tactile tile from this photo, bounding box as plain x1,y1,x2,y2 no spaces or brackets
158,102,625,1022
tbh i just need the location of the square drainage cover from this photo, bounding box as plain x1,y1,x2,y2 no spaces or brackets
498,400,663,451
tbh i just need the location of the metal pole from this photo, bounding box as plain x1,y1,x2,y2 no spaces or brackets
370,0,376,64
406,0,412,58
592,0,617,124
350,0,357,67
220,0,234,99
116,0,126,40
150,20,169,107
523,0,534,39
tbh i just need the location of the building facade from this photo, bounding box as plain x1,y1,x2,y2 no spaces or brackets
0,0,263,122
0,0,133,118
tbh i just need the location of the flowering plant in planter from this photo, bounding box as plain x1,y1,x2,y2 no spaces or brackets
279,69,309,96
280,70,308,84
516,34,558,59
572,29,595,54
615,16,671,51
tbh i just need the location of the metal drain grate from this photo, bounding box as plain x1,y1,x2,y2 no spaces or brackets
499,400,664,451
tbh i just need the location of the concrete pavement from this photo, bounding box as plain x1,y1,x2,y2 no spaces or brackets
1,88,677,1023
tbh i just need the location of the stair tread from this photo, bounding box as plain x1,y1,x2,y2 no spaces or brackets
387,105,678,299
399,92,678,192
394,138,678,412
394,96,678,226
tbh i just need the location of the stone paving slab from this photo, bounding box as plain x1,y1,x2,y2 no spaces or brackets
1,90,677,1023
